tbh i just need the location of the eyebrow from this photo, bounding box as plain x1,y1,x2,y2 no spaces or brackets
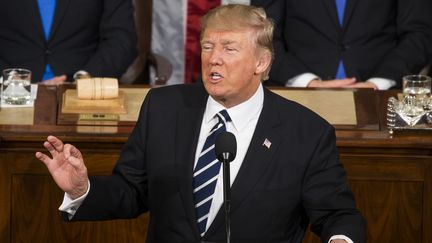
221,40,238,45
201,38,239,44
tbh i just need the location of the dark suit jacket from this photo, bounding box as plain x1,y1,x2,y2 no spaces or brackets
0,0,137,83
257,0,432,88
70,83,365,242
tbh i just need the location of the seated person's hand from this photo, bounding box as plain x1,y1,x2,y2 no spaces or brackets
40,75,67,85
345,81,378,90
307,78,356,88
308,78,377,90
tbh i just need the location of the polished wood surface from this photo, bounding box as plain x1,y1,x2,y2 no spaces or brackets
1,85,431,242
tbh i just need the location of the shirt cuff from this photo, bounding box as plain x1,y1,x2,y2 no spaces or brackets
328,234,354,243
58,180,91,219
286,73,320,87
367,77,396,90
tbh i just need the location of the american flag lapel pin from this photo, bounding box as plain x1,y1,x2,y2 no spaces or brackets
262,138,271,149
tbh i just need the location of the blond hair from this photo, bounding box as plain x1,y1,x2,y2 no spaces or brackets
200,4,274,80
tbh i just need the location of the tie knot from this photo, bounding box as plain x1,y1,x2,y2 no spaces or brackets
216,109,231,124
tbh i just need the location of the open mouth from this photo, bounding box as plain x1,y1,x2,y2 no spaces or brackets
210,72,223,81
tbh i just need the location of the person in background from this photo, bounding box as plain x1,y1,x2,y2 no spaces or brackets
260,0,432,89
0,0,137,84
36,4,365,242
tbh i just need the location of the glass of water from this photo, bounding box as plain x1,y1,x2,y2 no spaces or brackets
398,75,431,125
1,68,32,105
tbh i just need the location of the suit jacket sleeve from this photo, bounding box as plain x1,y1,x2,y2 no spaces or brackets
303,125,366,243
82,0,138,78
371,0,432,83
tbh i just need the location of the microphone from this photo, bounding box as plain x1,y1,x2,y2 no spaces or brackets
215,131,237,162
215,131,237,243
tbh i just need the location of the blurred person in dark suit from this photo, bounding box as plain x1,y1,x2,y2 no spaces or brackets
0,0,137,84
258,0,432,90
36,4,365,242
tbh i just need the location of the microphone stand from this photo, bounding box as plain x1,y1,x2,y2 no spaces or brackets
216,131,236,243
221,152,231,243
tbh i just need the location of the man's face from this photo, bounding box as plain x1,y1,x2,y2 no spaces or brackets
201,28,269,108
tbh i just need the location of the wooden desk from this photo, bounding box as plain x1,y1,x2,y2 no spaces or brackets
1,85,431,243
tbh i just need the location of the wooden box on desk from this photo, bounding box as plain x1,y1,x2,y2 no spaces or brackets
61,89,127,114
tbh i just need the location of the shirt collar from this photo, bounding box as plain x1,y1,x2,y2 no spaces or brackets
204,84,264,132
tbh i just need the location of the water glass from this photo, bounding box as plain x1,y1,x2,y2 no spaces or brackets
1,68,32,105
402,75,431,109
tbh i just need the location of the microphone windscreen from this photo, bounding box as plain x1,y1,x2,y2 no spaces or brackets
215,131,237,162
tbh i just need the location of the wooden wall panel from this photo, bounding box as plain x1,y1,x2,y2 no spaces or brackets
0,151,11,242
303,180,424,243
350,180,423,242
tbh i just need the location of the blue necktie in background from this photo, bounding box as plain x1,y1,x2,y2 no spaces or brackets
193,110,231,237
335,0,347,79
37,0,56,81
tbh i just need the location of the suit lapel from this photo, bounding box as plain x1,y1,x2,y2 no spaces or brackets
323,0,359,30
206,88,283,235
342,0,359,30
24,0,45,44
176,90,207,237
322,0,341,29
49,0,70,41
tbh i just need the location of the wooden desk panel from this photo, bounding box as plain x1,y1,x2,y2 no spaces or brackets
2,147,148,243
1,85,431,243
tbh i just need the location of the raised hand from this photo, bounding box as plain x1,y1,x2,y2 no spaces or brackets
35,135,89,199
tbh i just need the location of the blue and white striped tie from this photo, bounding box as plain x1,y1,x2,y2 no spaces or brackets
193,109,231,236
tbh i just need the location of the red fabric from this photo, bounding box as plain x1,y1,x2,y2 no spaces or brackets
185,0,221,83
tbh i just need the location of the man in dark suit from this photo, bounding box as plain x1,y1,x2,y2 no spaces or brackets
36,4,365,242
0,0,137,84
259,0,432,89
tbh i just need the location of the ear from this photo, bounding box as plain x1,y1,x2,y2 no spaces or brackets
254,51,271,75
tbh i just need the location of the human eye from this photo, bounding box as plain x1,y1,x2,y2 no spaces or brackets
225,45,238,53
201,43,213,52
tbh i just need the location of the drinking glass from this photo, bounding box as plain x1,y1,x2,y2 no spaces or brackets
1,68,32,105
398,75,431,126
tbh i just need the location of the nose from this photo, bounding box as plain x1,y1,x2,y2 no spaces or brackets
209,49,223,66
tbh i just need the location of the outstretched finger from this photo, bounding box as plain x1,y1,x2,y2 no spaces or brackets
43,140,58,157
47,135,64,153
35,151,52,167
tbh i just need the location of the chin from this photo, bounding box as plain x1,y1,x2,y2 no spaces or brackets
205,86,225,99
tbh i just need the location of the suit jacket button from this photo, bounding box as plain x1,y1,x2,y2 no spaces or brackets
339,44,349,52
